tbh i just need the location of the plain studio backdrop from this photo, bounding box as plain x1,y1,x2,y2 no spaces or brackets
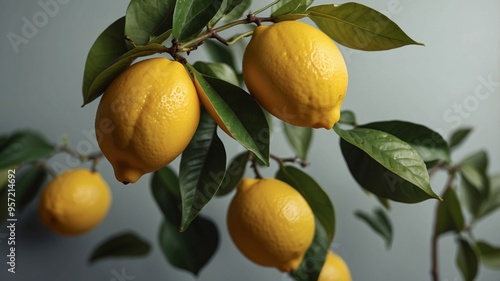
0,0,499,280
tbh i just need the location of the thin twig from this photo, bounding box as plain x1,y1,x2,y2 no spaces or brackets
249,153,263,179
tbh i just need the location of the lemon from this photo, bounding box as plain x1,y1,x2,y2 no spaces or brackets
95,58,200,184
227,178,315,272
318,251,353,281
243,21,348,129
39,169,111,236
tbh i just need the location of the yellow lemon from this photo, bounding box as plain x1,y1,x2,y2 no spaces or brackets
243,21,348,129
95,58,200,184
39,169,111,236
318,251,353,281
227,178,315,272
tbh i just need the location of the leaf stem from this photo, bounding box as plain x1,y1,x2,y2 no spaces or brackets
270,154,309,168
249,153,263,179
252,0,280,16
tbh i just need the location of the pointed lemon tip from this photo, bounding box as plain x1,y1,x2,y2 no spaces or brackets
113,165,144,184
277,255,304,272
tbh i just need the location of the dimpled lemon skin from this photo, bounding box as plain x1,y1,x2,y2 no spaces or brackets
227,178,315,272
95,58,200,184
243,21,348,129
318,251,353,281
39,169,111,236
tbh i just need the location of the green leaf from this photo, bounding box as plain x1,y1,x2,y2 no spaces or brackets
477,174,500,219
456,239,479,281
173,0,223,40
272,0,313,17
376,196,391,210
193,61,239,86
82,17,128,105
435,188,465,236
283,122,313,161
449,127,473,150
124,0,175,46
89,232,151,263
189,65,270,165
476,241,500,268
307,3,423,51
216,151,249,197
338,110,356,126
334,125,440,203
151,166,182,224
152,167,219,276
179,110,226,231
289,218,329,281
361,121,450,166
459,164,488,193
355,208,393,249
210,0,245,26
16,166,47,212
276,165,335,243
460,150,488,172
224,0,251,22
159,216,219,276
0,130,55,169
204,40,237,71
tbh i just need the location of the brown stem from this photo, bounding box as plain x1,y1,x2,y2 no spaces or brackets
270,154,309,168
249,153,263,179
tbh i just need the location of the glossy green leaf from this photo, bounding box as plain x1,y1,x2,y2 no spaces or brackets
361,121,450,167
82,17,128,105
125,0,175,46
0,130,55,169
283,122,313,161
151,166,182,224
338,110,356,126
456,239,479,281
152,167,219,275
189,65,270,165
224,0,251,22
204,40,237,71
307,3,423,51
355,208,393,249
334,125,440,203
82,40,167,106
476,241,500,268
159,216,219,276
193,61,239,86
210,0,245,26
272,0,313,17
435,188,464,236
458,151,490,218
89,232,151,263
449,127,473,150
173,0,223,40
216,151,249,196
276,165,335,243
179,110,226,231
289,218,328,281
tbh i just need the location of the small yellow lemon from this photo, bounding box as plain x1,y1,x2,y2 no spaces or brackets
39,169,111,236
243,21,348,129
227,178,315,272
318,251,353,281
95,58,200,184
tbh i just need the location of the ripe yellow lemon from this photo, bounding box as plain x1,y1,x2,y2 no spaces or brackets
318,251,352,281
95,58,200,184
39,169,111,236
243,21,348,129
227,178,315,272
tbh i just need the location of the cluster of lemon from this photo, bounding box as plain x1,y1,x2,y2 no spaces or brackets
38,21,350,280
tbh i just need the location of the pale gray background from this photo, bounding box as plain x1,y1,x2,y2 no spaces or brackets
1,0,499,280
